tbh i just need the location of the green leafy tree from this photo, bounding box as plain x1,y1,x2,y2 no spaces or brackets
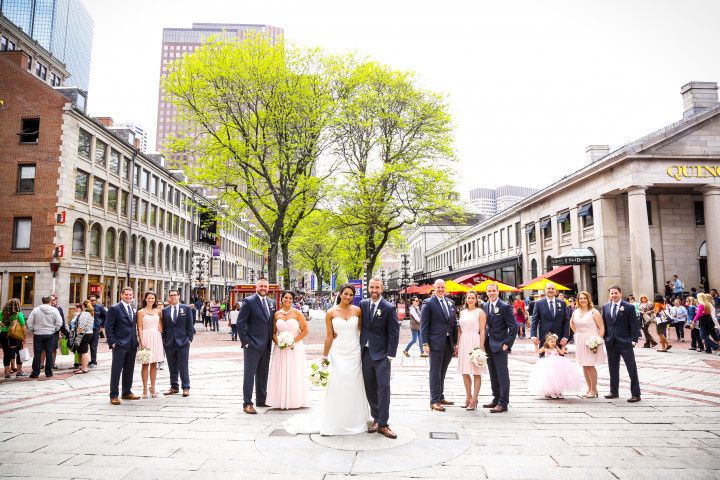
332,61,463,287
289,210,341,291
163,34,337,287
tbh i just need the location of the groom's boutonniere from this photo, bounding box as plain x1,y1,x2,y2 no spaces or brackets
376,309,382,316
494,306,499,314
556,301,562,308
619,306,625,312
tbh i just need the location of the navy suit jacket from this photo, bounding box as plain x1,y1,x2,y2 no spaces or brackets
484,299,517,353
530,297,570,342
237,294,275,349
602,300,640,349
161,304,194,348
420,295,458,351
359,298,400,361
105,302,139,350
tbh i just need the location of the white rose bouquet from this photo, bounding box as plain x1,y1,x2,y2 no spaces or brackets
309,360,330,388
469,348,487,368
585,335,604,353
136,347,152,365
277,331,295,350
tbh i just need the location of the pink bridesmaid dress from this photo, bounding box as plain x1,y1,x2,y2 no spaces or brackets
267,317,310,409
573,309,606,366
457,308,486,375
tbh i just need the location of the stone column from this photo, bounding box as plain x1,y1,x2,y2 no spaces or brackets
703,186,720,290
627,186,654,297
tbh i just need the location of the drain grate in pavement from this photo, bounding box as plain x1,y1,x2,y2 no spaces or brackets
429,432,458,440
270,429,296,437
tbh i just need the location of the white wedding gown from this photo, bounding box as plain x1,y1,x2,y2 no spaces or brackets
283,316,371,435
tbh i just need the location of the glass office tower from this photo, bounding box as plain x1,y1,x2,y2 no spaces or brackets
0,0,93,91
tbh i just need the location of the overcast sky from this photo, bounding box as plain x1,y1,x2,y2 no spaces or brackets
83,0,720,198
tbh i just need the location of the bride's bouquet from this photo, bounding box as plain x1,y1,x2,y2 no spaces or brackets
277,331,295,350
585,336,604,353
309,361,330,388
136,347,152,365
469,348,487,368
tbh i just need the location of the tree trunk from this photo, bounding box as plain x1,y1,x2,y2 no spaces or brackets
267,241,279,284
281,241,291,290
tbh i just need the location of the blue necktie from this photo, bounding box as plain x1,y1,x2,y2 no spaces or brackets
612,304,618,320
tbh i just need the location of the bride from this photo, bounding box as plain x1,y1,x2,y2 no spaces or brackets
283,283,371,435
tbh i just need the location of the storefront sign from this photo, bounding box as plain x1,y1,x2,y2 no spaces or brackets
667,164,720,181
88,283,103,296
551,256,595,266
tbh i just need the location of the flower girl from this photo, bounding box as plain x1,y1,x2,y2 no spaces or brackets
528,333,583,399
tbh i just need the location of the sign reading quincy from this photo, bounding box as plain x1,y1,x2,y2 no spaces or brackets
667,164,720,180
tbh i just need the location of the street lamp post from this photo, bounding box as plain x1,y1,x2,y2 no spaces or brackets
50,253,61,295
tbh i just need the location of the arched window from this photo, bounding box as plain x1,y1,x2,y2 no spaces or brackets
130,234,137,265
148,240,155,268
699,241,707,257
139,237,146,266
546,255,553,273
165,244,171,270
531,258,538,279
172,246,178,271
118,231,127,262
89,223,102,257
158,242,163,270
72,219,86,255
179,249,184,274
105,228,116,261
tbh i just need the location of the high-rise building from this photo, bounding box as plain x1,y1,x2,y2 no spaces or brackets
469,185,539,216
0,0,93,91
156,23,283,159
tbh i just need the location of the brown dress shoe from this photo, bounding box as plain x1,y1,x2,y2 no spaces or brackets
378,426,397,439
482,402,498,408
183,389,190,397
430,403,446,412
489,405,508,413
627,396,641,403
164,388,179,396
121,394,141,400
367,422,379,433
439,399,454,406
243,405,257,414
110,398,121,405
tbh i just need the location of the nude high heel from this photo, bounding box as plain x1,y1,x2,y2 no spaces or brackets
466,397,478,410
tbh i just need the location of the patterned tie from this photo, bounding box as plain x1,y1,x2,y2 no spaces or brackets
550,300,555,316
370,303,377,321
612,303,618,320
126,304,132,320
441,298,449,319
263,297,270,318
172,306,178,323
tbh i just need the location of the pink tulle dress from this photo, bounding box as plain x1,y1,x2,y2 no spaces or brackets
267,317,310,409
528,348,583,397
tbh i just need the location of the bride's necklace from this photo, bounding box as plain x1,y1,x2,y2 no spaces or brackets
279,307,292,315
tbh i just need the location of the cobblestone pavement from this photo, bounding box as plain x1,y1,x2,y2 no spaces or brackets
1,310,719,479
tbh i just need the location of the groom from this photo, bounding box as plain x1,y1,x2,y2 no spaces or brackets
360,277,400,439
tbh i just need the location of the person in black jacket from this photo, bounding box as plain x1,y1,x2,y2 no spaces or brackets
89,294,106,368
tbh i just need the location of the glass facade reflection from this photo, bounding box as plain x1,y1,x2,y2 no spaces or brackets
0,0,93,90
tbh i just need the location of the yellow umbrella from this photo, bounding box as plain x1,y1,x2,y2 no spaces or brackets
471,279,519,292
521,278,571,291
443,280,470,293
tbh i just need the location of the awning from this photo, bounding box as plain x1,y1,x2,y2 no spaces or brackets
540,218,551,229
551,248,596,266
578,204,593,217
557,211,570,223
453,272,493,286
519,265,574,287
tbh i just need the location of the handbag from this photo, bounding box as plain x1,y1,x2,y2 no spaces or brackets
18,347,31,363
60,337,70,355
8,315,25,341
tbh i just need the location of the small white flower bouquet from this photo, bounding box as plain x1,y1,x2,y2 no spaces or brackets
277,331,295,350
585,335,604,353
469,348,487,368
309,361,330,388
136,347,152,365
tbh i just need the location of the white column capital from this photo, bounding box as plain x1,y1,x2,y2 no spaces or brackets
700,185,720,197
625,185,653,196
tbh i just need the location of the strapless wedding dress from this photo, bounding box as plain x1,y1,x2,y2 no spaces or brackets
283,316,371,435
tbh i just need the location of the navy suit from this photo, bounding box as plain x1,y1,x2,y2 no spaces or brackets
360,297,399,427
105,302,139,398
420,295,458,405
484,299,517,407
161,304,195,390
238,294,275,406
530,297,570,354
602,301,641,397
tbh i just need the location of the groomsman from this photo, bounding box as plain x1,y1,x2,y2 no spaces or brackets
238,278,275,414
530,282,570,355
161,289,194,397
483,283,517,413
422,279,458,412
602,285,641,402
105,287,140,405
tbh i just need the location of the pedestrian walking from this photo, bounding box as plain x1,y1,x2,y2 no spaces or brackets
669,298,687,342
654,295,671,352
1,298,27,379
229,303,240,341
686,297,704,352
696,293,719,354
73,300,95,374
402,297,423,357
26,295,64,378
637,295,657,348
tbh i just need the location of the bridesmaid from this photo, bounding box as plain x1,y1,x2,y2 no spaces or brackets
456,290,487,410
267,291,310,409
137,291,164,399
569,291,605,398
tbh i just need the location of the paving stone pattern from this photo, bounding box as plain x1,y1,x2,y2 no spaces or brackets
1,310,719,479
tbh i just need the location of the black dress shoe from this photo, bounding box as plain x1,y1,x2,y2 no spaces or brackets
482,402,498,409
255,403,269,407
627,396,641,403
489,405,508,413
604,394,619,399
